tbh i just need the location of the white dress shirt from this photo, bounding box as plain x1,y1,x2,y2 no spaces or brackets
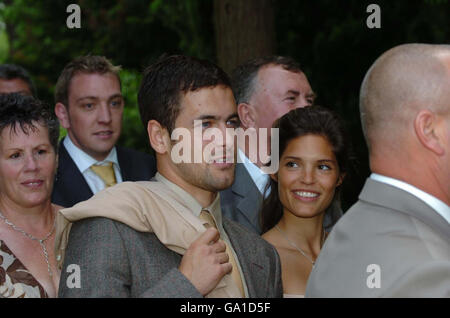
370,173,450,224
63,136,123,194
238,148,270,196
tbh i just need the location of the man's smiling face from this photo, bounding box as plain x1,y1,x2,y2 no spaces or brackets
62,72,124,161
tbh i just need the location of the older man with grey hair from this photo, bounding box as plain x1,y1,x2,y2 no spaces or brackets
220,56,316,234
305,43,450,297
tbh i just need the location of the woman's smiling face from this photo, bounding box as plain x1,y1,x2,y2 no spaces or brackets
0,122,57,209
273,134,344,219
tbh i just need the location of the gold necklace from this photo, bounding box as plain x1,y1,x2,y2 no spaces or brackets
275,225,325,267
0,209,56,278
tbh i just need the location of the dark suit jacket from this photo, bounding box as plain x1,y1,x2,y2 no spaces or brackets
220,164,263,234
52,141,156,208
58,216,283,298
306,178,450,297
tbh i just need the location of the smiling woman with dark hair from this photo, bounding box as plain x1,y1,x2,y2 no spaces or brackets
0,93,61,298
261,105,352,297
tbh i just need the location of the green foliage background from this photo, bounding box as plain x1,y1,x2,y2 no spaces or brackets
0,0,448,208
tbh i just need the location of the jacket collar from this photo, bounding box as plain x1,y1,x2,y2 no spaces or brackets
360,178,450,241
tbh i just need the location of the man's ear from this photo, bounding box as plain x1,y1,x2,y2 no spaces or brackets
414,110,445,156
147,120,170,154
238,102,257,129
55,103,70,129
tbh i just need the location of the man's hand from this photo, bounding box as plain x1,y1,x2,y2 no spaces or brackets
179,227,232,296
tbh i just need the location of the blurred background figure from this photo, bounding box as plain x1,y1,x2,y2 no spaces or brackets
261,106,351,297
0,64,36,96
0,93,60,298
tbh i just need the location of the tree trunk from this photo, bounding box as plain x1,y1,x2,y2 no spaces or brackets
3,0,16,59
213,0,276,75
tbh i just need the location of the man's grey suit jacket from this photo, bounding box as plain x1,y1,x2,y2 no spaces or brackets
58,216,283,298
306,178,450,297
220,163,263,234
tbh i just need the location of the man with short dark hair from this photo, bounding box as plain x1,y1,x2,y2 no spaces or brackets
52,55,156,207
57,55,282,298
221,56,316,234
0,64,35,96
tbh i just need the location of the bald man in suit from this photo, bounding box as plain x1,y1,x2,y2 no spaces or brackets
306,44,450,297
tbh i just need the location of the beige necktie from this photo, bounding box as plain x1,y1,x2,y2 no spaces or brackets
90,162,117,187
199,209,245,297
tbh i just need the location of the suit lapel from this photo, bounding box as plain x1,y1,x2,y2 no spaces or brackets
231,164,263,228
360,178,450,241
223,219,268,297
54,141,93,207
116,147,130,181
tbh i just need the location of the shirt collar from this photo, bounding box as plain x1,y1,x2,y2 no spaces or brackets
238,148,269,195
370,173,450,224
154,172,223,228
63,135,119,173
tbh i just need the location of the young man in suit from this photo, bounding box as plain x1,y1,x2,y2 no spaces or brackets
306,44,450,297
52,56,156,207
220,56,316,234
0,64,35,96
58,55,282,298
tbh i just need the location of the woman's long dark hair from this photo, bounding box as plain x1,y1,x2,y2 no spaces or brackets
260,106,352,234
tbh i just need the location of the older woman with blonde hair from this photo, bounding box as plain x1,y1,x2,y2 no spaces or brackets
0,93,61,297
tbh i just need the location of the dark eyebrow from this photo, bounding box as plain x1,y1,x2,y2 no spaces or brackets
195,115,218,121
76,96,99,102
283,156,336,163
318,159,336,163
226,113,239,121
194,112,239,122
108,94,124,101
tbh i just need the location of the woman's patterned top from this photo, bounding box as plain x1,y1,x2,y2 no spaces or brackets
0,240,48,298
